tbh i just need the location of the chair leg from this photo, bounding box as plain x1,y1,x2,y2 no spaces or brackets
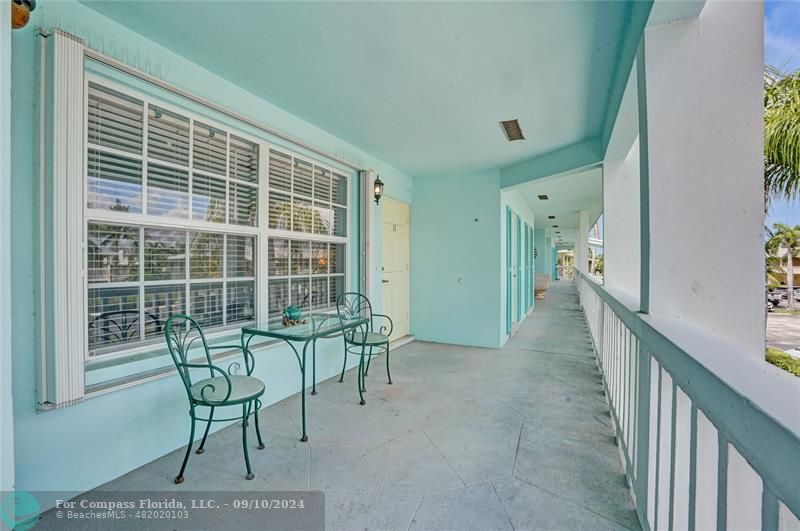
386,342,393,385
175,416,196,484
365,346,373,376
338,342,347,383
358,350,366,405
242,403,255,480
253,401,265,450
196,407,214,454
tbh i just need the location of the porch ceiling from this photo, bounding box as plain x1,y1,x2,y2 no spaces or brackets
517,167,602,246
81,0,652,176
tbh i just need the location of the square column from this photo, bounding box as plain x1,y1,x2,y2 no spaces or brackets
642,0,764,355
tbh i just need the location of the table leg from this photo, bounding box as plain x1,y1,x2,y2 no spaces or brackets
300,340,309,442
311,338,318,395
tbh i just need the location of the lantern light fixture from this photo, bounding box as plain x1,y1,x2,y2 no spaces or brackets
373,175,384,205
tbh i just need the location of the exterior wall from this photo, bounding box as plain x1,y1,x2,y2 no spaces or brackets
544,236,553,277
603,138,641,300
10,1,414,503
1,0,15,498
534,230,547,274
410,170,502,348
500,189,536,345
644,0,764,355
603,55,641,301
577,211,590,275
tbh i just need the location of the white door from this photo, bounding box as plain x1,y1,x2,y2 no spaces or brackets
381,197,410,340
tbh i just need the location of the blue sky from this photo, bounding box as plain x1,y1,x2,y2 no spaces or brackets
765,0,800,229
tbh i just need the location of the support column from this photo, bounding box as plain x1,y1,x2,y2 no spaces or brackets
544,235,553,280
577,211,590,275
1,0,16,497
642,0,764,355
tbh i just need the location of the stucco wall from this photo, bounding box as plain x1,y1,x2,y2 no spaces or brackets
1,0,15,497
644,0,765,355
603,137,641,301
10,1,414,504
500,189,536,345
411,170,503,348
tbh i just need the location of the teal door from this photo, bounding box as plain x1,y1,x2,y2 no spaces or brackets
505,207,512,335
516,215,522,321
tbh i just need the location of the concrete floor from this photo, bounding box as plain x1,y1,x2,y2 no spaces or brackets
42,281,639,530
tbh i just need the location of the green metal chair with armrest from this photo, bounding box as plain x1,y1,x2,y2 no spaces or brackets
335,292,394,405
165,314,266,483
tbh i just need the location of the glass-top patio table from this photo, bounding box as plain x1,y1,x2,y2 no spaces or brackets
241,313,369,442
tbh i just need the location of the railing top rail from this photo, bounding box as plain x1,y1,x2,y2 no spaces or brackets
577,271,800,513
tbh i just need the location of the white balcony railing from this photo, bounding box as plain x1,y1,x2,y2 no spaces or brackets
576,272,800,531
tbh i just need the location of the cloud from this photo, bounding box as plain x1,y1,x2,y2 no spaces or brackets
765,0,800,71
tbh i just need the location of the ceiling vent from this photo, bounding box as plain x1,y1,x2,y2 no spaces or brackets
537,194,549,200
548,215,555,219
500,119,525,142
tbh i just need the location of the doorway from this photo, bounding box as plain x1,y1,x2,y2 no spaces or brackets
381,197,410,340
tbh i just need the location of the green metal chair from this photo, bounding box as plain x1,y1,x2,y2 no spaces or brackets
165,314,265,483
336,292,393,405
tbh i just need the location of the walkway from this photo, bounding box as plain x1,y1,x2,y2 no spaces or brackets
39,281,639,530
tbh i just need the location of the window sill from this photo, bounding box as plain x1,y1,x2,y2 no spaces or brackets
82,329,278,396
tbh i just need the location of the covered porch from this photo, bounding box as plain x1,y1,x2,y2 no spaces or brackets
3,0,800,530
36,282,638,530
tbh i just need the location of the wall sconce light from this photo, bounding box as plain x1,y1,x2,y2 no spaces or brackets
373,175,384,205
11,0,36,29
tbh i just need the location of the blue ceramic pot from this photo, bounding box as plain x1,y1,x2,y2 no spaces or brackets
283,305,302,320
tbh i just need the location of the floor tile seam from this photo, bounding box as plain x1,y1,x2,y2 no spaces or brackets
419,427,468,488
489,478,517,531
509,473,638,530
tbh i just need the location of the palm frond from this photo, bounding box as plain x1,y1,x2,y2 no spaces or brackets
764,66,800,202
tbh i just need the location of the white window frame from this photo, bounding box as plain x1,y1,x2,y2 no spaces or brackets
81,75,351,367
265,147,349,319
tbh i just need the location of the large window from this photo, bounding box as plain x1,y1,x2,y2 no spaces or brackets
85,81,349,361
266,149,348,318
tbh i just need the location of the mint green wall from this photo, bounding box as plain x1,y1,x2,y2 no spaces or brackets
534,230,547,275
410,171,502,348
1,5,14,495
10,1,413,505
545,236,554,276
499,190,536,345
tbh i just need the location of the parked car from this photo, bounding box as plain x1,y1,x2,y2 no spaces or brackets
768,288,786,307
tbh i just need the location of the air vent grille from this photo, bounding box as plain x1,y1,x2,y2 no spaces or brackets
500,119,525,142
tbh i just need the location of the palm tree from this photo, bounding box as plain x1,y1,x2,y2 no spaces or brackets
765,226,783,281
769,223,800,311
764,66,800,202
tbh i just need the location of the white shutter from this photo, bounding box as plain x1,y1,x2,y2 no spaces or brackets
40,30,86,408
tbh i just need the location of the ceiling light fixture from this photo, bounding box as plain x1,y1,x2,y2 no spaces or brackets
499,119,525,142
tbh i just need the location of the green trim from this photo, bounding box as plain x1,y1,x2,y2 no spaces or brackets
636,39,651,314
577,271,800,527
762,486,779,531
688,405,698,531
516,215,522,321
716,437,728,531
505,206,512,335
